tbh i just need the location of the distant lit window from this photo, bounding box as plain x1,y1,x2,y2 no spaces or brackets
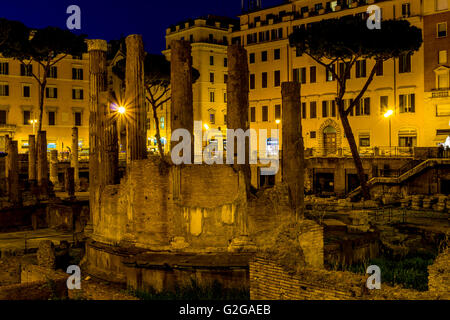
47,66,58,78
46,87,58,99
72,88,84,100
72,68,84,80
210,91,215,102
437,22,447,38
160,117,165,129
0,62,9,75
274,48,280,60
48,111,56,126
399,94,415,113
0,110,6,125
0,84,9,96
439,50,448,64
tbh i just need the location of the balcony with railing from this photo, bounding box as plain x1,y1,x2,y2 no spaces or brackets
431,88,450,98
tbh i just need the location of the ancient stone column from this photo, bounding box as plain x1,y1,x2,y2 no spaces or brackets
227,44,251,194
28,135,36,182
65,167,75,198
71,127,79,190
281,82,305,219
170,40,194,158
50,150,58,189
4,134,10,194
37,131,48,197
6,140,20,205
125,34,147,163
88,39,108,225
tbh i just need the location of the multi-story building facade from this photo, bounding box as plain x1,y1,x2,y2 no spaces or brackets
161,15,239,151
424,0,450,144
0,53,90,154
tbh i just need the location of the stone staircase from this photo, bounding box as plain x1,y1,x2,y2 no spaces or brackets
347,158,450,198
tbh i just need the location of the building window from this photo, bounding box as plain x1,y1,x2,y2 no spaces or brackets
310,131,317,139
274,48,281,60
250,107,256,122
356,60,366,78
339,62,350,79
224,114,227,124
275,104,281,120
224,74,228,84
262,106,268,122
160,117,165,129
250,74,255,89
189,35,194,42
210,113,215,124
210,56,214,66
322,100,336,118
355,98,370,116
72,68,83,80
74,112,82,126
359,134,370,147
293,68,306,83
436,104,450,116
439,50,448,64
399,135,417,147
249,53,255,64
209,34,214,42
48,111,56,126
23,85,31,98
401,3,411,17
310,101,317,118
20,64,32,76
46,87,58,99
72,88,83,100
0,84,9,96
0,110,6,125
326,64,335,81
0,62,9,75
47,66,58,78
262,72,268,88
399,53,412,73
310,66,316,83
274,70,281,87
210,72,215,83
375,61,383,76
380,96,389,114
224,58,228,67
399,94,415,113
437,22,447,38
302,102,306,119
436,0,448,11
261,51,268,62
209,91,215,102
23,110,31,125
437,72,449,89
224,92,227,103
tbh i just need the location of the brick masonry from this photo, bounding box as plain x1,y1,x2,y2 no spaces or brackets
250,252,449,300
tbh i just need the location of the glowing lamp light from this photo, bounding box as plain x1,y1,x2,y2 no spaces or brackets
275,119,281,124
204,124,210,130
384,109,394,118
118,106,126,114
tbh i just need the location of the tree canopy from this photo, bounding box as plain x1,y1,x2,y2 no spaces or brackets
289,16,423,199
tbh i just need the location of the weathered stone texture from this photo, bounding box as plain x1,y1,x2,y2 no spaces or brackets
37,240,56,269
28,135,36,181
125,34,147,162
281,82,304,218
6,140,20,204
428,248,450,299
71,127,79,189
170,40,193,136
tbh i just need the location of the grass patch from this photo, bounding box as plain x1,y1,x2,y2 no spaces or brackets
334,252,437,291
128,278,249,300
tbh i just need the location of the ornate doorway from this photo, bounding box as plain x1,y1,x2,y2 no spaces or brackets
323,126,337,155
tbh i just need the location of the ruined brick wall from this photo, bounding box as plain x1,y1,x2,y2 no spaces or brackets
428,248,450,299
250,257,445,300
92,157,245,251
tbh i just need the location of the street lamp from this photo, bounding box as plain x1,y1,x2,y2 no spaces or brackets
29,119,38,135
384,109,394,155
117,106,126,114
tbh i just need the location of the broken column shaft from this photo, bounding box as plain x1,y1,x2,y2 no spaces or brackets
37,131,48,197
28,135,36,182
65,167,75,198
227,44,251,195
50,150,58,189
125,34,147,163
170,40,194,158
71,127,79,190
6,140,20,205
281,82,305,219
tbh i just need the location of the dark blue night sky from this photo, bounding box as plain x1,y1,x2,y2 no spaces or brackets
1,0,282,53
